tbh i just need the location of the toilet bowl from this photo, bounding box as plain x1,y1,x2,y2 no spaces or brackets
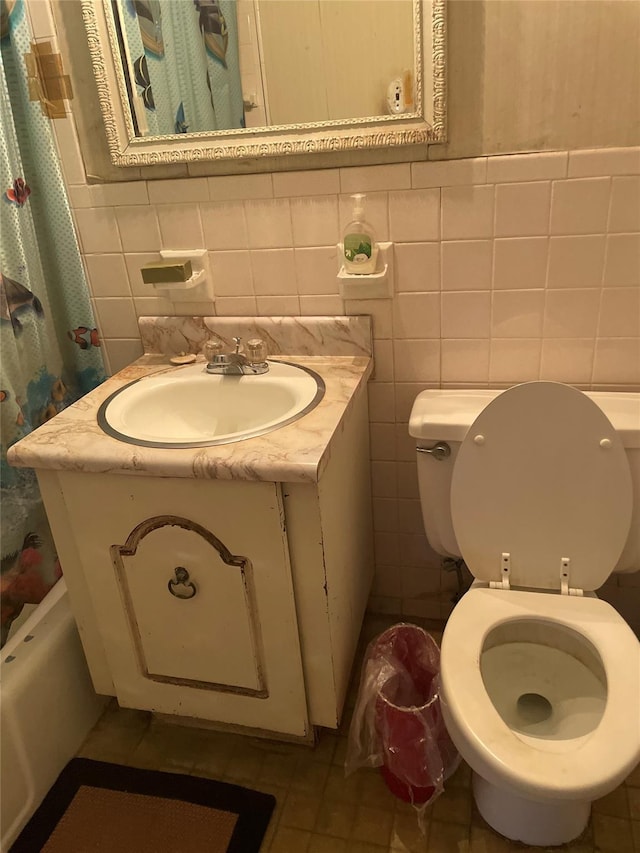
409,381,640,846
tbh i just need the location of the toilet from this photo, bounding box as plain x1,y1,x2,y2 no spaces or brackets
409,381,640,846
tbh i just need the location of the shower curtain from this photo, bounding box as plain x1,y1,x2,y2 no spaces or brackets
1,0,106,646
121,0,244,136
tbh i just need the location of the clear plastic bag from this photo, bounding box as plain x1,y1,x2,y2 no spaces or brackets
345,623,459,825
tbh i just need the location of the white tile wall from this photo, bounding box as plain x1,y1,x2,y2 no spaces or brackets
290,196,339,247
93,297,139,338
294,247,339,295
148,178,209,205
202,201,248,249
340,164,411,193
207,173,273,201
543,288,601,338
75,208,121,254
441,240,492,291
540,338,594,384
490,338,542,384
491,290,545,338
609,176,640,232
605,234,640,286
394,243,440,292
298,294,342,316
550,177,611,235
53,123,640,624
244,198,292,248
486,151,568,183
115,207,161,252
256,295,300,316
568,147,640,178
412,157,487,188
393,293,440,339
156,204,204,248
493,237,548,289
547,235,606,288
251,249,296,296
599,288,640,338
273,169,340,198
441,185,495,240
389,189,440,242
441,339,490,383
83,255,131,297
495,182,551,237
210,251,253,296
441,291,491,338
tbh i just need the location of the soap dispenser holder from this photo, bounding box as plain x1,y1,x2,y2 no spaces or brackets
337,241,393,299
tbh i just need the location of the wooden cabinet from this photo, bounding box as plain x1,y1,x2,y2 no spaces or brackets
45,476,309,737
36,388,373,739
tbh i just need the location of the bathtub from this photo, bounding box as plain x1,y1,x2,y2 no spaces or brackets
0,580,106,849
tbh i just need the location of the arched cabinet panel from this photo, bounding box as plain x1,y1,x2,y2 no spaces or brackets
112,516,266,696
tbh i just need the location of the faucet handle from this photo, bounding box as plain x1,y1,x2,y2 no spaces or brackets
202,340,223,363
246,338,267,364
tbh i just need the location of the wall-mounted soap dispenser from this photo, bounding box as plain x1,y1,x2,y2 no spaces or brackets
342,194,377,275
337,193,393,298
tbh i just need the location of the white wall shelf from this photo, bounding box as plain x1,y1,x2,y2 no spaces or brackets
337,242,393,299
155,249,214,302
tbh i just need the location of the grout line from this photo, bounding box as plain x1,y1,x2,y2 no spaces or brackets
591,179,615,388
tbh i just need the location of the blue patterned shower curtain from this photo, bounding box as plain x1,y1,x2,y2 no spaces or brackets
121,0,244,135
1,0,105,645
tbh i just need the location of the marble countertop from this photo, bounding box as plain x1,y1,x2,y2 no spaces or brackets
8,353,372,484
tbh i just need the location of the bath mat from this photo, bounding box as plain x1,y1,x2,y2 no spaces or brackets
11,757,274,853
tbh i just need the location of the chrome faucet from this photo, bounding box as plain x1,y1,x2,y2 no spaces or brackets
204,336,269,375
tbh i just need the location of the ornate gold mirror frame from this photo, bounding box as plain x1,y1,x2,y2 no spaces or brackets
81,0,446,167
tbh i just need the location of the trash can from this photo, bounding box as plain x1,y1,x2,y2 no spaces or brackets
346,623,459,808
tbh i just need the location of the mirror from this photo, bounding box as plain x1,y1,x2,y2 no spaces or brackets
81,0,446,167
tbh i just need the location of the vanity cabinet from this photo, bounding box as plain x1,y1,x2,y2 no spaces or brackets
35,385,373,740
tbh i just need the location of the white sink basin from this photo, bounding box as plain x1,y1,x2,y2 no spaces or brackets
98,361,325,447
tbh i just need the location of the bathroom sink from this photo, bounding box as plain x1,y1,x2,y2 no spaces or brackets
98,360,325,448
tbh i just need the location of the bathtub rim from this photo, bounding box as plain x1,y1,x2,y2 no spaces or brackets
2,578,67,663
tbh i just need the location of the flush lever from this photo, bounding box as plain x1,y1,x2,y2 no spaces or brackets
417,441,451,461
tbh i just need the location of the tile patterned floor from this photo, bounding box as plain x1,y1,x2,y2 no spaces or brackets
77,615,640,852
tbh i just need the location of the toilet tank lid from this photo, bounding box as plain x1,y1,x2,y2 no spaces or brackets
409,388,640,447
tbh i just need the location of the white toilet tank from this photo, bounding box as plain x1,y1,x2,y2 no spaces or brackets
409,388,640,576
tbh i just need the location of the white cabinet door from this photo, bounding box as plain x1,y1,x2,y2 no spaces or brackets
58,472,309,738
116,520,264,694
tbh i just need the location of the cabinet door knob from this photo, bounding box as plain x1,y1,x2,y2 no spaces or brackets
168,566,197,599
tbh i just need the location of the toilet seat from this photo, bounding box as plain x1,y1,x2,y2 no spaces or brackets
440,586,640,801
450,382,633,592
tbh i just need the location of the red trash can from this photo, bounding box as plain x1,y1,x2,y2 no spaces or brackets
371,624,457,805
